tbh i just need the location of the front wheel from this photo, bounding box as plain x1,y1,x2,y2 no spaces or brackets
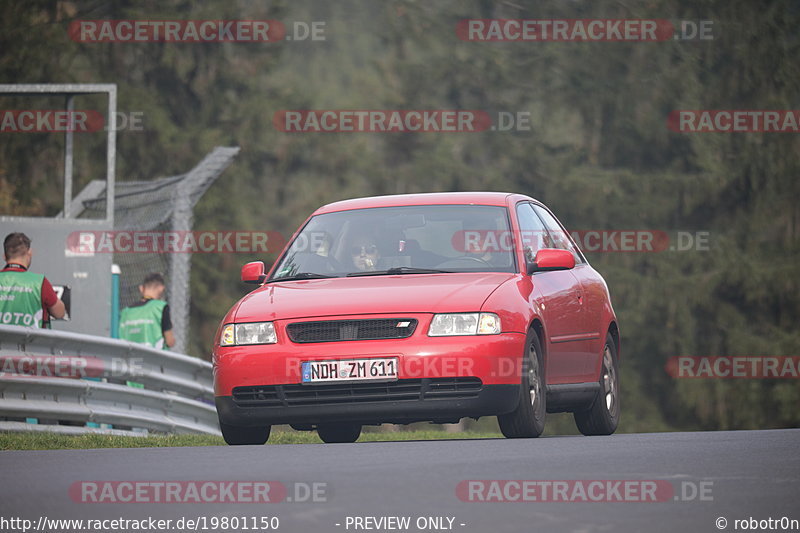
317,423,362,443
574,333,620,436
220,421,270,445
498,330,546,438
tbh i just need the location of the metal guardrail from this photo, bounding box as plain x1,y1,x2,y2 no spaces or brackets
0,325,220,436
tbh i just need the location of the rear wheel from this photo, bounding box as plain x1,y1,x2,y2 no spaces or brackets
574,333,619,436
220,422,270,445
498,330,546,438
317,423,362,443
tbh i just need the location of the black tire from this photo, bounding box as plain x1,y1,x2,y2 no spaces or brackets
574,333,620,436
220,421,270,445
317,423,362,443
498,329,546,438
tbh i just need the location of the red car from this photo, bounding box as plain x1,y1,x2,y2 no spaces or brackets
213,192,620,444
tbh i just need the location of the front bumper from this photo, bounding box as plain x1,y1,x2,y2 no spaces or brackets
214,330,526,394
213,327,526,426
216,381,519,426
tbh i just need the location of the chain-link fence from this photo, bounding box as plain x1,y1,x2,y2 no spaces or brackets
73,146,240,353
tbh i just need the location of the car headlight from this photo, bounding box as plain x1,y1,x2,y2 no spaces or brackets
219,322,277,346
428,313,501,336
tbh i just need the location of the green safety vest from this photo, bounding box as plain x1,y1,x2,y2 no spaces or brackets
119,299,169,350
0,270,45,328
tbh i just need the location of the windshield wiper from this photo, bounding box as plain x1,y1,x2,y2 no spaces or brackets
266,272,335,283
347,267,452,277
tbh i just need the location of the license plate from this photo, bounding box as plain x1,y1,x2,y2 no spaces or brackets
301,358,399,384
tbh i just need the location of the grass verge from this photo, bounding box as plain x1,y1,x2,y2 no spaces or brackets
0,429,503,451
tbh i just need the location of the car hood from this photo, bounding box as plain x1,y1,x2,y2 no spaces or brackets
234,272,516,321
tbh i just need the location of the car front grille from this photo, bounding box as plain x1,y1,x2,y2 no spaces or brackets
286,318,418,343
232,377,483,407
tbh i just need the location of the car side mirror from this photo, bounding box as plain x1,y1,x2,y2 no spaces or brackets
526,248,575,274
241,261,267,284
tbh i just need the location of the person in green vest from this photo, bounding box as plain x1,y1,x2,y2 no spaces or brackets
1,232,65,328
118,272,175,350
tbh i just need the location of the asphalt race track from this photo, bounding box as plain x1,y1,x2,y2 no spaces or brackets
1,429,798,533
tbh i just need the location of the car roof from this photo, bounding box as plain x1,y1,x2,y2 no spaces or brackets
315,192,534,214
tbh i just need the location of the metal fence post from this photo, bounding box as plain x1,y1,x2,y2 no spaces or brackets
111,264,121,338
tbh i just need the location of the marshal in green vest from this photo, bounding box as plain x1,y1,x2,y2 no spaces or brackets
119,299,169,350
0,270,45,328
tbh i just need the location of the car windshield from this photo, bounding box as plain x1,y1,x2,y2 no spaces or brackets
270,204,516,280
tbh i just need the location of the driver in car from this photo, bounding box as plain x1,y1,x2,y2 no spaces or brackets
349,234,381,271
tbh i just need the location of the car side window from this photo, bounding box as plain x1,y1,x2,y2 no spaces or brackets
515,203,549,264
531,204,585,264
